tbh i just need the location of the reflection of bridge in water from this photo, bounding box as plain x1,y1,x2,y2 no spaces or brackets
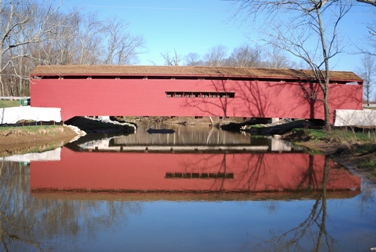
30,148,361,196
70,128,294,152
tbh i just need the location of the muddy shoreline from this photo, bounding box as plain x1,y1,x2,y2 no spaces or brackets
0,125,78,157
297,140,376,185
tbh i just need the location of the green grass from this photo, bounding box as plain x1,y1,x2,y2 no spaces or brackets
250,124,265,128
356,145,376,155
300,129,327,140
0,100,19,108
0,125,61,133
242,124,265,130
359,160,376,178
294,128,376,144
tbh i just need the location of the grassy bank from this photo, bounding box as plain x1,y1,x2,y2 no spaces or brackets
290,128,376,179
293,128,376,143
0,100,19,108
0,125,63,134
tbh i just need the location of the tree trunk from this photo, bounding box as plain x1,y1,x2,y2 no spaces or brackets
323,88,331,132
0,73,4,96
316,7,331,133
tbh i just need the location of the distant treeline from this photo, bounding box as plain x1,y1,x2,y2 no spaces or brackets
0,0,145,96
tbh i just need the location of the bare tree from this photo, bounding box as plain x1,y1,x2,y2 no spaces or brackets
264,44,297,69
204,45,228,67
35,11,145,66
104,18,145,65
226,44,264,67
0,1,146,96
358,54,376,106
161,49,181,66
75,12,104,65
357,0,376,6
182,44,296,68
0,0,64,96
231,0,352,132
354,1,376,55
185,52,203,66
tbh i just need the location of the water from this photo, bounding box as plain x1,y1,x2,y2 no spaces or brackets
1,124,375,251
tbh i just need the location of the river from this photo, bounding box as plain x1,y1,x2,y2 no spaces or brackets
0,123,375,251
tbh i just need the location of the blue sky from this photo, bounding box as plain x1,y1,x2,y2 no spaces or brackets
61,0,374,72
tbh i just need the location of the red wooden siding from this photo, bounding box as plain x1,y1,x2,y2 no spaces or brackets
30,77,362,122
29,65,363,122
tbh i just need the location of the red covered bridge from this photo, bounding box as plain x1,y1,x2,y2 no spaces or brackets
30,65,363,122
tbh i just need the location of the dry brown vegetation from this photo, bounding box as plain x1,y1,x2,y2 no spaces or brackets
0,125,78,157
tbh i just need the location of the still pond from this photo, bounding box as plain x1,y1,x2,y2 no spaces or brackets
1,123,376,251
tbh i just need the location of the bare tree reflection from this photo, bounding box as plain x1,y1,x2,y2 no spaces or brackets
243,157,334,251
359,182,375,215
179,152,230,192
355,181,376,249
178,152,332,195
237,153,267,191
0,161,141,251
